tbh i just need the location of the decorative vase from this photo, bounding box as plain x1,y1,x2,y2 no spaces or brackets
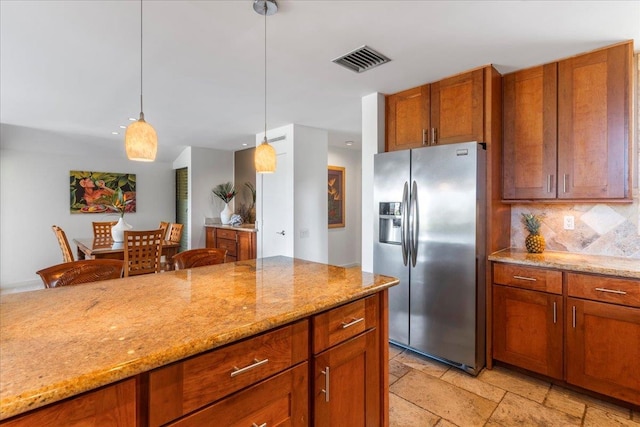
220,203,233,225
111,217,133,243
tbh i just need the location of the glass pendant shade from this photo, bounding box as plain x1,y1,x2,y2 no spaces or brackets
125,113,157,162
254,138,276,173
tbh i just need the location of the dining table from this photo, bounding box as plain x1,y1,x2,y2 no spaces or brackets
72,237,181,271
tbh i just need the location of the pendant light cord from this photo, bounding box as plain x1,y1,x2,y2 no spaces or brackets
140,0,144,114
263,4,267,139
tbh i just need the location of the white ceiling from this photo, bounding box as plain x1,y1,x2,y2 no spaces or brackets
1,1,639,161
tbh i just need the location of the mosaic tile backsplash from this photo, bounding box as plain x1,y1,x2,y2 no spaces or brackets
510,195,640,258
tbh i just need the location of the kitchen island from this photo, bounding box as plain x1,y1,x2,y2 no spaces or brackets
0,257,398,425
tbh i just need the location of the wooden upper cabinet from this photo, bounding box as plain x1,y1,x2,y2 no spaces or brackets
557,42,631,199
386,85,430,151
503,63,558,199
431,68,484,145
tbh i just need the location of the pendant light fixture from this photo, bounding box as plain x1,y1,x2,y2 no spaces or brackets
253,0,277,173
125,0,157,162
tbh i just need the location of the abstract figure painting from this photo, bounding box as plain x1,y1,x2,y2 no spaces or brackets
328,166,345,228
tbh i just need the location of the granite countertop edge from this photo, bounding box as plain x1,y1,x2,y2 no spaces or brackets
489,248,640,279
0,259,398,421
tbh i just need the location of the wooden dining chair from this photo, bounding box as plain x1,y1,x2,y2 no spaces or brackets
36,259,124,288
159,221,170,240
167,223,184,243
52,225,74,263
92,221,117,239
172,248,227,270
123,229,164,277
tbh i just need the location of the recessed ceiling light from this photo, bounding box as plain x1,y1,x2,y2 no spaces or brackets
242,143,248,147
345,140,354,146
112,131,119,135
119,125,127,129
128,117,137,121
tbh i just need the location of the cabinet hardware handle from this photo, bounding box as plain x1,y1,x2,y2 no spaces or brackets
230,358,269,377
563,174,568,193
547,175,554,193
595,287,627,295
422,129,427,145
321,366,330,402
341,317,365,329
572,306,576,328
431,128,437,145
553,302,557,324
513,275,537,282
252,424,267,427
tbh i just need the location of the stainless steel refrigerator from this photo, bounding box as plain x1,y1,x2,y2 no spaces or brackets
374,141,486,375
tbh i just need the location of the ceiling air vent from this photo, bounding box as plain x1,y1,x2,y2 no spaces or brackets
332,45,391,73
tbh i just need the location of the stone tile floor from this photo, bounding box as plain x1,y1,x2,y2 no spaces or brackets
389,345,640,427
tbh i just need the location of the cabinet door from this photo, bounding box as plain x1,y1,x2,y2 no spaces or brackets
503,63,558,199
557,42,631,199
431,68,484,145
314,330,380,427
493,285,563,379
566,298,640,405
386,85,430,151
205,227,215,248
237,231,257,260
168,363,308,427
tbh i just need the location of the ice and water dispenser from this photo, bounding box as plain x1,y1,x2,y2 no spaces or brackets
378,202,402,244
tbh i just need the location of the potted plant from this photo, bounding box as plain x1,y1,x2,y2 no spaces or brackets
105,188,134,242
213,182,237,224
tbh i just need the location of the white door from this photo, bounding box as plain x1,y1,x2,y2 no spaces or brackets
258,140,293,258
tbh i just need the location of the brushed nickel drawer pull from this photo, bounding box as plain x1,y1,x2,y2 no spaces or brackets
572,306,576,328
595,287,627,295
547,175,554,193
341,317,365,329
553,302,557,324
513,275,537,282
432,128,437,145
321,366,330,402
422,129,427,145
252,424,267,427
563,174,568,193
230,358,269,377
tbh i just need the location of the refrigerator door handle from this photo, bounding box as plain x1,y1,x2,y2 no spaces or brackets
401,181,409,266
410,180,419,267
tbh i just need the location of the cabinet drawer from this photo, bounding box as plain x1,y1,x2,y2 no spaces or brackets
149,320,308,427
567,273,640,308
493,263,562,294
216,238,237,256
313,295,378,354
216,229,237,240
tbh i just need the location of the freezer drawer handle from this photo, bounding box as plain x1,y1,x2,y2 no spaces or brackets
341,317,365,329
230,358,269,377
595,287,627,295
513,275,537,282
553,302,557,324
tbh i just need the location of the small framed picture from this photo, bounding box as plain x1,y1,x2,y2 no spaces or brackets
328,166,345,228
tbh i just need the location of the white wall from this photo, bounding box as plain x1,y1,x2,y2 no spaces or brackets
328,146,362,267
361,93,385,273
294,125,328,263
0,124,175,290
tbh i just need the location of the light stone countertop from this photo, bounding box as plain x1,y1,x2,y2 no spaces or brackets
204,223,258,232
489,248,640,279
0,256,398,420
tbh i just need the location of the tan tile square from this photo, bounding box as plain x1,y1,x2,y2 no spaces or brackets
440,368,506,403
487,392,582,426
633,410,640,422
389,344,404,359
478,366,550,403
390,373,400,385
434,419,459,427
569,392,632,420
544,386,587,418
391,369,497,427
390,358,411,378
584,406,640,427
394,350,450,378
389,393,440,427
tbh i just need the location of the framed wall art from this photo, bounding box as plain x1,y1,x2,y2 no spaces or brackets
328,166,345,228
70,171,136,214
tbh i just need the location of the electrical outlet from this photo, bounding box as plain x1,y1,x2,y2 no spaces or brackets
564,216,575,230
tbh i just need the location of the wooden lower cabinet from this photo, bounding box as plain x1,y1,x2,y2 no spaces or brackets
205,227,256,262
1,379,137,427
167,363,308,427
493,285,563,379
565,298,640,405
313,329,380,427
